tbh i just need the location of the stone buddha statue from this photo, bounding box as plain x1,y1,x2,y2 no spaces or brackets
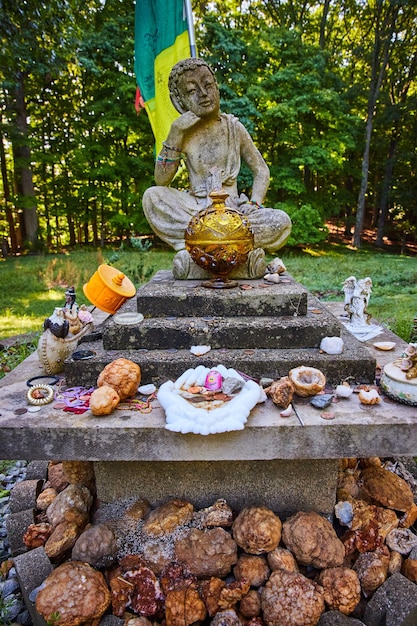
142,57,291,279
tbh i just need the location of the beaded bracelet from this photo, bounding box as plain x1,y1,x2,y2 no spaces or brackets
162,141,182,153
248,200,264,209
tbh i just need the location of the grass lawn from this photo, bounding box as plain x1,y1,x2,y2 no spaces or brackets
0,242,416,344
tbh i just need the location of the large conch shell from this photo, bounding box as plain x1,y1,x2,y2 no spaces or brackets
37,322,93,374
288,366,326,397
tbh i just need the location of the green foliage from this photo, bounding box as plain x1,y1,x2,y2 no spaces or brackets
279,203,329,246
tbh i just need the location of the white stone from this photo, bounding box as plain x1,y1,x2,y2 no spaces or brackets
320,336,344,355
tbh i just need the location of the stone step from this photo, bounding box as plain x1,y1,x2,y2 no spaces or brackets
134,270,308,318
65,328,376,388
102,308,341,351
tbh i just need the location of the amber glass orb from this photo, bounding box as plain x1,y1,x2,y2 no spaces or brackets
185,189,254,288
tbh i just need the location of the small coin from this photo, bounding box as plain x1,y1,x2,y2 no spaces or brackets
53,402,66,409
27,406,41,413
321,411,335,420
14,407,27,415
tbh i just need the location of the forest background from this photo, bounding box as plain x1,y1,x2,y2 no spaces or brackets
1,0,417,254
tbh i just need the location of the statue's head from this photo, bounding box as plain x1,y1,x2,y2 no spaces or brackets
169,58,219,116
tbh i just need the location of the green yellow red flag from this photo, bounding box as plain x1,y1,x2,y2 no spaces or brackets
134,0,192,154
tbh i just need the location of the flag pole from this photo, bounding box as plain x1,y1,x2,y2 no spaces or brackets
183,0,197,57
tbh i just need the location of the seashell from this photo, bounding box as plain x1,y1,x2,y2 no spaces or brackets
190,345,211,356
288,366,326,397
320,336,344,355
358,389,381,405
138,384,156,395
373,341,396,351
310,394,334,409
263,273,281,283
266,257,286,275
335,384,353,399
279,405,293,417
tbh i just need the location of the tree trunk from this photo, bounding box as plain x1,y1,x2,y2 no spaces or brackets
0,121,18,253
352,1,399,248
375,134,397,247
12,72,38,244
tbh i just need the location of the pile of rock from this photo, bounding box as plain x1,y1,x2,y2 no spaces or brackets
3,458,417,626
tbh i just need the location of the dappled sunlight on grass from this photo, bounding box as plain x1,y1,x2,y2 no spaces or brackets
1,247,415,341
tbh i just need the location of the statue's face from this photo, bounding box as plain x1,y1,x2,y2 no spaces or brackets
177,66,220,118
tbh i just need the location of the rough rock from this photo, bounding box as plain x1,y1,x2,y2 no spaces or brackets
71,523,117,567
165,587,207,626
46,483,92,527
261,568,324,626
45,462,69,492
362,572,417,626
143,499,194,536
353,547,390,597
318,611,365,625
175,527,237,577
35,560,111,626
232,506,282,554
318,567,361,615
359,467,414,512
233,554,270,587
282,510,345,568
267,546,299,572
44,520,82,559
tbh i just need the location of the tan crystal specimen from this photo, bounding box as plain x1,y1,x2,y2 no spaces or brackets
97,357,141,400
353,547,390,597
46,462,69,492
282,511,344,568
143,499,194,536
35,561,111,626
232,506,282,555
90,385,120,415
402,552,417,583
267,376,294,409
165,588,206,626
239,589,261,618
72,523,117,568
36,487,57,511
199,577,226,616
261,569,324,626
359,466,414,512
47,483,92,527
267,546,299,572
62,460,95,485
44,521,81,559
318,567,361,615
23,522,52,549
233,554,270,587
175,527,237,577
199,499,233,528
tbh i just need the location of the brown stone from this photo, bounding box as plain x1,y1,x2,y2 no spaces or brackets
282,510,344,568
35,561,111,626
175,527,237,578
44,521,81,559
143,499,194,536
232,507,282,555
359,466,414,512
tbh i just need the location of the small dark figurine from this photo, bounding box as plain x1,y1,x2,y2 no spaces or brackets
43,308,70,339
